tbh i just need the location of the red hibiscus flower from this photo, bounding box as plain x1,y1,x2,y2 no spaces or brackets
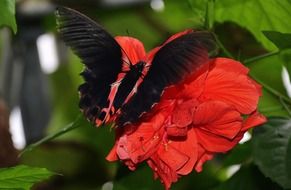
106,34,266,189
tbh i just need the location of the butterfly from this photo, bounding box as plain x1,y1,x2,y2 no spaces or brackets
55,7,217,127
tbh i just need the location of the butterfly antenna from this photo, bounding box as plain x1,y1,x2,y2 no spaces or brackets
122,58,131,66
126,29,130,36
120,47,133,66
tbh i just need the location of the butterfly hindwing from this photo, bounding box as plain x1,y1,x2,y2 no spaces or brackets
118,31,217,125
56,7,123,123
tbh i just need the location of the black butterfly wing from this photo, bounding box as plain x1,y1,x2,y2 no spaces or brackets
56,7,123,123
118,31,217,125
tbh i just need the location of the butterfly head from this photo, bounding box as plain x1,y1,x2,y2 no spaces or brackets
136,61,146,71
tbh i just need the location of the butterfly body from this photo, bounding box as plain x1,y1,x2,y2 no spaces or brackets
97,60,148,125
56,7,217,127
113,61,146,108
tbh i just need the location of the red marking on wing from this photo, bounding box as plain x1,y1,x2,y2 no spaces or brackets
95,71,126,126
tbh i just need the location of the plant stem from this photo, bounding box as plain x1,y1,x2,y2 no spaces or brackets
19,115,83,157
260,105,284,112
205,0,215,29
244,51,279,64
214,34,235,59
279,97,291,117
250,74,291,105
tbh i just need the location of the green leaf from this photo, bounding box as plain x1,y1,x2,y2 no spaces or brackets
252,118,291,189
187,0,208,28
215,0,291,50
247,53,290,117
287,136,291,181
263,31,291,50
0,165,55,190
262,31,291,81
145,0,206,36
205,0,215,29
20,115,83,156
0,0,17,33
258,88,290,118
248,54,286,96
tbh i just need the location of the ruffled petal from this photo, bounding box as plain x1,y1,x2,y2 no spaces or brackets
193,101,245,152
211,58,249,75
118,123,162,163
147,154,178,190
193,101,243,139
194,128,242,152
166,124,188,137
179,66,210,99
172,129,198,175
115,108,170,164
166,99,198,137
202,59,260,114
250,78,263,96
194,145,213,172
173,100,197,125
242,111,267,131
157,143,189,173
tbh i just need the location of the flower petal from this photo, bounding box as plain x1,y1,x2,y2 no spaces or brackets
172,99,198,127
115,36,146,64
157,143,189,172
193,101,245,152
194,101,243,139
165,99,198,137
179,66,210,99
212,58,249,75
202,60,260,114
194,128,242,152
172,129,199,175
116,108,170,163
194,145,213,172
242,111,267,131
119,123,162,163
147,153,179,190
166,124,188,137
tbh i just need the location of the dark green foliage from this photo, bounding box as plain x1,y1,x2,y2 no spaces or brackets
252,118,291,189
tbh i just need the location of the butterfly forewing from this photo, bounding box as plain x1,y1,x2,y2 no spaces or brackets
118,31,217,125
56,7,123,124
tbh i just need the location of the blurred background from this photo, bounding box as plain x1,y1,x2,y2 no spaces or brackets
0,0,290,189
